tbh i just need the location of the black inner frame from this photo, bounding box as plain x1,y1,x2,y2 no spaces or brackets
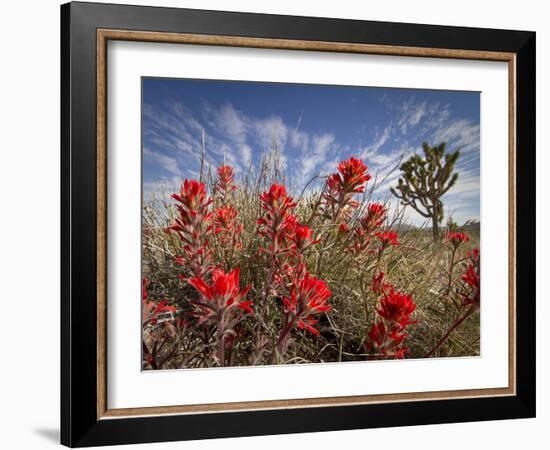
61,2,536,447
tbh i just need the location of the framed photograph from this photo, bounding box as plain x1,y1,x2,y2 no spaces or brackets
61,1,535,447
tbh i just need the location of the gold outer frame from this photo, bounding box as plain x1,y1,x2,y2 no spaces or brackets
96,29,516,420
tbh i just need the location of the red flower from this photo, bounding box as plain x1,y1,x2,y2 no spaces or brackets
347,203,388,256
214,205,243,248
367,321,386,346
142,277,149,302
188,268,253,314
375,230,399,247
170,179,211,214
361,202,387,232
259,184,297,216
168,179,214,277
376,289,416,328
327,157,371,194
322,157,371,222
461,248,480,306
338,223,350,234
257,185,297,257
366,281,416,359
393,348,408,359
214,205,238,234
446,231,470,248
289,223,319,253
372,271,391,295
297,317,321,336
468,247,480,262
217,165,235,188
282,270,332,336
215,165,237,204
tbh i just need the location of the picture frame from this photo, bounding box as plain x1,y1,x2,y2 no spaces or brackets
60,1,535,447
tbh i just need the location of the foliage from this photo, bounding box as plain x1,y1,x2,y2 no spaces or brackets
142,152,479,369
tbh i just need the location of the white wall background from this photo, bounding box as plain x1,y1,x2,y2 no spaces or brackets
0,0,545,448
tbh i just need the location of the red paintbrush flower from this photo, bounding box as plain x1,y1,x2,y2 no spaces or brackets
461,248,480,306
188,267,253,314
215,165,237,205
214,205,238,234
375,230,399,248
259,184,297,216
322,157,371,222
297,317,321,336
372,271,391,295
168,179,214,277
393,348,408,359
281,270,332,336
338,223,350,234
257,184,297,257
468,247,480,263
376,289,416,328
366,281,416,359
217,165,235,187
361,202,387,232
327,157,371,194
446,231,470,248
170,179,211,214
213,205,243,249
367,321,386,347
187,267,253,367
289,222,319,253
347,203,388,256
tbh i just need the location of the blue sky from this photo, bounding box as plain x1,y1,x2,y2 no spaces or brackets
142,77,480,226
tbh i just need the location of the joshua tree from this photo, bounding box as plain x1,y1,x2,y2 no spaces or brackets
391,142,460,242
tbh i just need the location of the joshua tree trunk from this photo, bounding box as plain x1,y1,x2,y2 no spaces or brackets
432,213,440,242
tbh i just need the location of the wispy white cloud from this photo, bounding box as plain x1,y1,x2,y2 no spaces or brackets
431,118,480,153
296,133,337,187
239,144,253,165
360,126,392,162
143,147,180,176
398,100,428,134
253,116,288,151
211,104,248,145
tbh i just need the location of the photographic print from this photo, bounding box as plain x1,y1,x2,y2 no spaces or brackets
141,78,481,370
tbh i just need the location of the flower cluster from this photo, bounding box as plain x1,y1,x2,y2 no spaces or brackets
214,205,243,247
215,165,237,204
275,268,332,356
362,203,387,232
213,166,243,252
188,268,253,319
446,230,470,248
348,202,387,255
257,184,298,258
323,157,371,222
186,266,252,366
375,230,400,248
327,157,371,195
143,153,477,369
366,272,416,359
168,180,214,278
281,269,332,336
288,223,319,255
460,247,480,306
